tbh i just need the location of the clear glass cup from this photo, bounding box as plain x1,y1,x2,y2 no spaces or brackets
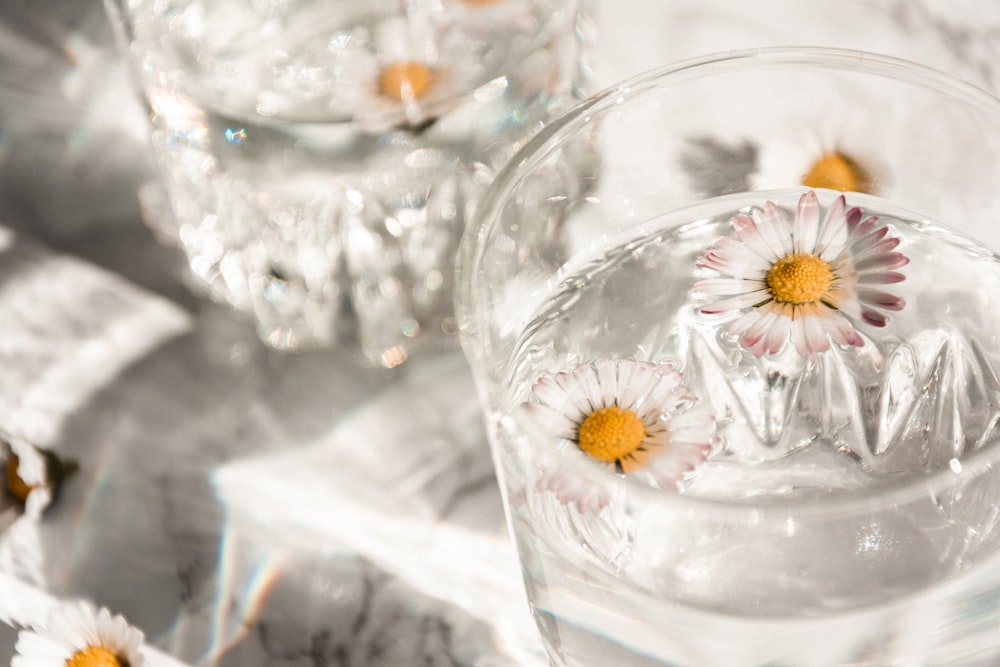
101,0,591,366
456,48,1000,666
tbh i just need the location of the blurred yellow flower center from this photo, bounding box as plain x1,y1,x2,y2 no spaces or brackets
67,646,126,667
767,253,835,304
802,152,869,192
577,406,646,463
4,455,34,503
378,62,433,101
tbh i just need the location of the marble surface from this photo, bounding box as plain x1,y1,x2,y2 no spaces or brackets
1,0,1000,665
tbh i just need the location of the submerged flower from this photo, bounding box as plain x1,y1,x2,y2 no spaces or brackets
694,190,908,359
13,601,145,667
522,358,716,509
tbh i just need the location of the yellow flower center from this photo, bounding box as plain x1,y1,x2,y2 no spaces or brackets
766,253,835,305
4,455,34,503
577,406,646,463
66,646,127,667
802,152,869,193
378,62,433,101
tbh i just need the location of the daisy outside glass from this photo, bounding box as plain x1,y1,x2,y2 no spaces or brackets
457,48,1000,666
103,0,591,365
13,601,145,667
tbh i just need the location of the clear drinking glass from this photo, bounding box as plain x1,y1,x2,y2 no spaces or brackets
101,0,591,365
456,48,1000,666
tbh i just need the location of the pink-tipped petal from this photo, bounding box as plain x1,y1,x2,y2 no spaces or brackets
815,194,849,255
801,313,831,357
844,205,864,231
693,278,758,295
740,310,777,351
699,289,771,315
854,252,909,271
764,313,791,355
861,308,888,327
523,403,577,439
755,201,793,254
857,289,905,311
794,190,821,254
734,214,781,262
821,314,865,348
858,271,906,285
727,308,763,339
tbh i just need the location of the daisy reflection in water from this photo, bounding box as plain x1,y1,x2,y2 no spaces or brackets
694,190,908,359
522,358,717,512
13,601,145,667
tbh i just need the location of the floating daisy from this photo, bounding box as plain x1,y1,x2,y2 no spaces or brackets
521,358,716,509
13,601,145,667
694,190,908,359
348,16,482,133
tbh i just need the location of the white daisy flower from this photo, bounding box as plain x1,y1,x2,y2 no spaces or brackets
534,462,612,514
13,600,145,667
347,16,483,133
521,358,717,510
694,190,908,360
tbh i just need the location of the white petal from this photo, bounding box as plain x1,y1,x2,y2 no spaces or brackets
693,278,760,295
618,362,666,411
733,214,782,263
727,308,764,339
763,313,792,356
699,289,771,315
698,238,771,276
815,194,849,257
570,362,605,413
820,314,864,348
523,403,578,439
800,312,832,358
593,357,618,400
753,201,793,256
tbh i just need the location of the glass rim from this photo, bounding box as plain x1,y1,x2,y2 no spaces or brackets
456,46,1000,519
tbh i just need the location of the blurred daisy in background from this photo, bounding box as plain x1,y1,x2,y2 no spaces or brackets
346,15,484,133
